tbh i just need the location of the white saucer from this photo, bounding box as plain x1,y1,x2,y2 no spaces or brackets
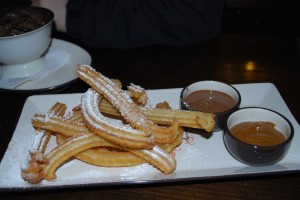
0,38,91,92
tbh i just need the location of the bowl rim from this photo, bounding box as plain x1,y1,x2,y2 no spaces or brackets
180,80,241,114
0,6,54,39
224,107,294,149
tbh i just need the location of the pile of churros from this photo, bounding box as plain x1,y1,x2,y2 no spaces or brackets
20,65,215,184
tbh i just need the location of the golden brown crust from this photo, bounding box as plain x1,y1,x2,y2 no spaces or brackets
38,116,181,169
76,65,155,134
22,65,215,184
81,88,156,149
30,104,180,181
99,96,215,132
77,65,187,143
21,102,67,184
127,83,148,106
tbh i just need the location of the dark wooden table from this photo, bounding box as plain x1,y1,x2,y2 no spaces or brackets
1,33,300,199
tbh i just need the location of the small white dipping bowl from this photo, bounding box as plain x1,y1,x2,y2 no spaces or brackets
0,7,54,78
224,107,294,166
180,80,241,131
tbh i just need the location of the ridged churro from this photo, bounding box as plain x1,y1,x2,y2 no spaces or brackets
31,115,178,180
99,98,215,132
21,102,67,184
81,88,156,149
32,111,183,170
77,65,185,143
21,65,216,184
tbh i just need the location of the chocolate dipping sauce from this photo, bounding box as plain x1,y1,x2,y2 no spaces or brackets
0,7,53,37
183,90,236,113
230,121,286,146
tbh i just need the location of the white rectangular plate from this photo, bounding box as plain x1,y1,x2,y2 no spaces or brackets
1,83,300,190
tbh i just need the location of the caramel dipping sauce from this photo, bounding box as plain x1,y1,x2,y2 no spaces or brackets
230,121,286,146
182,90,236,113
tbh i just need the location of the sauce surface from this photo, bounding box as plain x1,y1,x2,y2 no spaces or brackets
183,90,236,113
0,8,52,37
230,121,286,146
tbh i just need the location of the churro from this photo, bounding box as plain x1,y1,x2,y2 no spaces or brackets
81,88,155,149
21,102,67,184
99,98,215,132
34,116,181,170
21,65,216,184
44,133,176,180
77,65,184,143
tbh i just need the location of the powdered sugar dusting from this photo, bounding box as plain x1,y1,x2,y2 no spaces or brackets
2,70,291,189
77,65,155,131
19,130,45,171
82,88,146,135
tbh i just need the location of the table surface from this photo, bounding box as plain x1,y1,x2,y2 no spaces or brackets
1,33,300,199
